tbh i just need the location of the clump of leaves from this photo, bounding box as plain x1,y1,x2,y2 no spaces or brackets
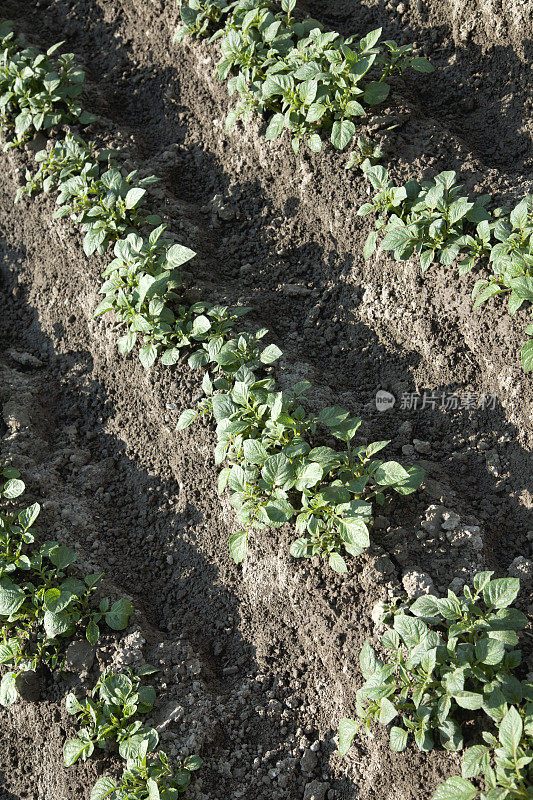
176,0,433,153
0,22,96,148
64,666,159,766
91,748,203,800
338,572,527,755
17,133,160,255
472,195,533,373
175,0,232,41
432,701,533,800
345,137,385,170
94,229,249,371
0,469,133,707
178,358,423,571
361,165,533,371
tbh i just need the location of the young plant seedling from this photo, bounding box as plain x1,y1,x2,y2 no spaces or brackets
64,666,159,766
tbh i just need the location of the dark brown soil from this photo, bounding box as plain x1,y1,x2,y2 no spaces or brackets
0,0,531,798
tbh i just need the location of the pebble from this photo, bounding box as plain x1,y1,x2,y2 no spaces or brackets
413,439,431,454
303,781,329,800
508,556,533,582
300,749,318,773
402,569,436,598
442,511,461,531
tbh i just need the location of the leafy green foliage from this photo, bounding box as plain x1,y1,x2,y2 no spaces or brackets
176,1,433,153
0,22,95,148
361,163,533,371
64,667,159,766
91,749,202,800
338,572,527,754
17,133,160,255
2,29,424,571
432,701,533,799
0,468,132,706
178,360,423,570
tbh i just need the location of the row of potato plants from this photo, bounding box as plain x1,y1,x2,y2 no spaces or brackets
0,467,132,706
339,573,533,799
1,23,530,800
0,467,201,799
360,163,533,373
2,22,425,575
175,0,434,154
175,2,533,372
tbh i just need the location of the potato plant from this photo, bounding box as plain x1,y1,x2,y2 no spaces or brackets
91,747,203,800
432,703,533,800
0,22,95,148
338,572,527,754
0,468,133,707
178,361,423,571
176,0,433,153
64,667,159,766
18,133,161,255
360,163,533,371
339,572,533,799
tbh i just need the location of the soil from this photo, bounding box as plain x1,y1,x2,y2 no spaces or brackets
0,0,531,798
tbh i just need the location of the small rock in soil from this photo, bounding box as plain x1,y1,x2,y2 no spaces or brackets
402,569,436,598
413,439,431,454
64,640,95,673
442,511,461,530
303,781,329,800
508,556,533,583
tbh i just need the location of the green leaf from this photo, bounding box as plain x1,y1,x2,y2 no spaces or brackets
261,454,294,487
86,617,100,646
483,577,520,609
0,672,18,707
3,478,25,499
63,737,93,766
139,343,158,370
0,577,25,616
338,717,359,756
18,502,40,529
431,777,477,800
105,598,133,630
379,697,397,725
374,461,410,486
359,641,377,678
410,57,434,73
49,545,77,569
461,745,490,779
229,531,247,563
90,777,118,800
498,706,522,753
453,691,484,710
176,409,197,431
265,113,285,140
243,439,269,466
166,243,196,268
329,552,347,573
390,726,408,752
125,187,146,209
331,119,356,150
44,609,73,638
521,339,533,372
83,227,106,257
363,81,390,106
260,344,283,364
65,692,83,715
